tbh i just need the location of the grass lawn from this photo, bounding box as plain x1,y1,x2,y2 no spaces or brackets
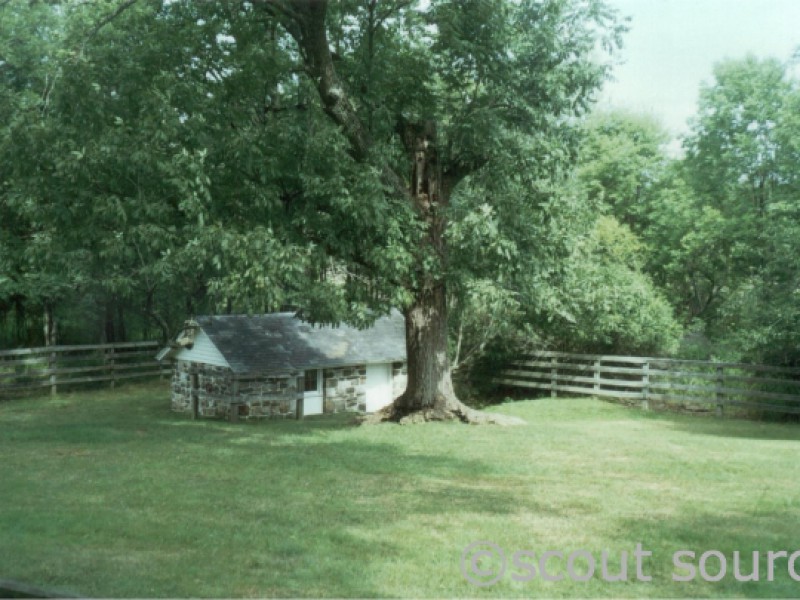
0,382,798,597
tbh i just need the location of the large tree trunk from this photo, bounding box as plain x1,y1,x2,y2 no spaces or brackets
399,284,453,411
43,302,58,347
377,279,519,425
395,122,459,416
370,123,520,425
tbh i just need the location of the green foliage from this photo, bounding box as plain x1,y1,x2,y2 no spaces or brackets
578,110,669,220
1,0,628,352
564,84,800,366
648,57,800,364
532,216,681,355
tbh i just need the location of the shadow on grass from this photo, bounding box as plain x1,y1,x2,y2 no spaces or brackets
629,408,800,442
0,385,529,597
583,398,800,442
668,419,800,442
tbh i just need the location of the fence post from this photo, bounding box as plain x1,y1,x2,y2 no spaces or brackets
296,375,304,419
593,360,601,396
550,356,558,398
641,361,650,411
49,350,57,397
107,346,116,389
715,366,724,417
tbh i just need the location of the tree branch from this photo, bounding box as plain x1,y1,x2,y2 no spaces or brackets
82,0,139,48
266,0,408,200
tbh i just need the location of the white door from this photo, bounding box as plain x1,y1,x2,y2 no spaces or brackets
366,363,393,412
303,369,323,416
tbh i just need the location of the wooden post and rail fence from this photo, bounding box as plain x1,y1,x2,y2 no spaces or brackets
4,343,800,418
0,341,169,397
495,350,800,416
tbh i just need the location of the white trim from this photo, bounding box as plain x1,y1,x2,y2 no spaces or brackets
173,330,230,368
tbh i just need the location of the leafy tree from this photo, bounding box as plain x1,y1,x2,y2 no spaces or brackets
2,1,632,413
521,112,683,357
252,0,623,422
577,110,669,225
552,215,681,355
633,57,800,364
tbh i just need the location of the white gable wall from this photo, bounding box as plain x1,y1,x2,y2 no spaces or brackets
174,329,230,368
365,363,393,412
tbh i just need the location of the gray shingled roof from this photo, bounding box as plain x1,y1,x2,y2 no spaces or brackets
195,310,405,374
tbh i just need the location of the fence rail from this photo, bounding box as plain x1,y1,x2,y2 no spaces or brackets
0,341,168,396
496,351,800,416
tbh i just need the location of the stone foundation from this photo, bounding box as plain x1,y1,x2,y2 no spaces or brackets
238,375,299,419
171,360,407,419
323,366,367,413
171,361,298,419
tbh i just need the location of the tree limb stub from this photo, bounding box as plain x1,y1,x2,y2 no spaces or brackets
82,0,140,49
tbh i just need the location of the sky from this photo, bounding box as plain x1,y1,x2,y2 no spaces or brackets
598,0,800,148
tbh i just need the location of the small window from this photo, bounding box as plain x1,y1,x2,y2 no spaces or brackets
304,369,319,392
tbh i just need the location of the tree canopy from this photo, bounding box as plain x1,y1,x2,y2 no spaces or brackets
2,0,798,414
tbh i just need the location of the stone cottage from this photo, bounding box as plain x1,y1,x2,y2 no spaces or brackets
156,311,407,420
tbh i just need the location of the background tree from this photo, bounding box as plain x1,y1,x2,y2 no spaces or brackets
673,57,799,364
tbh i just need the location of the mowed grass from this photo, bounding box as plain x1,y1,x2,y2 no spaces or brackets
0,383,799,598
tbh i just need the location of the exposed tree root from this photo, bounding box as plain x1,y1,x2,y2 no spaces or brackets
360,394,525,426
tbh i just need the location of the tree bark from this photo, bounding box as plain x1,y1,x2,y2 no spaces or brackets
396,284,456,411
43,302,58,347
380,281,519,424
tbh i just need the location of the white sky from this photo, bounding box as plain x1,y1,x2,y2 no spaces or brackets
598,0,800,144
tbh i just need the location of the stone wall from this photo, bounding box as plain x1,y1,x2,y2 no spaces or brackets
171,360,407,419
170,360,234,418
171,360,299,419
171,360,193,413
198,364,235,417
322,361,408,413
238,374,299,419
323,366,367,413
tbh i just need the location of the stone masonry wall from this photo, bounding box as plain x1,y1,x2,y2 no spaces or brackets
238,373,299,419
322,361,408,413
171,360,298,419
171,360,193,413
198,364,235,417
171,360,233,418
172,360,408,419
323,366,367,413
